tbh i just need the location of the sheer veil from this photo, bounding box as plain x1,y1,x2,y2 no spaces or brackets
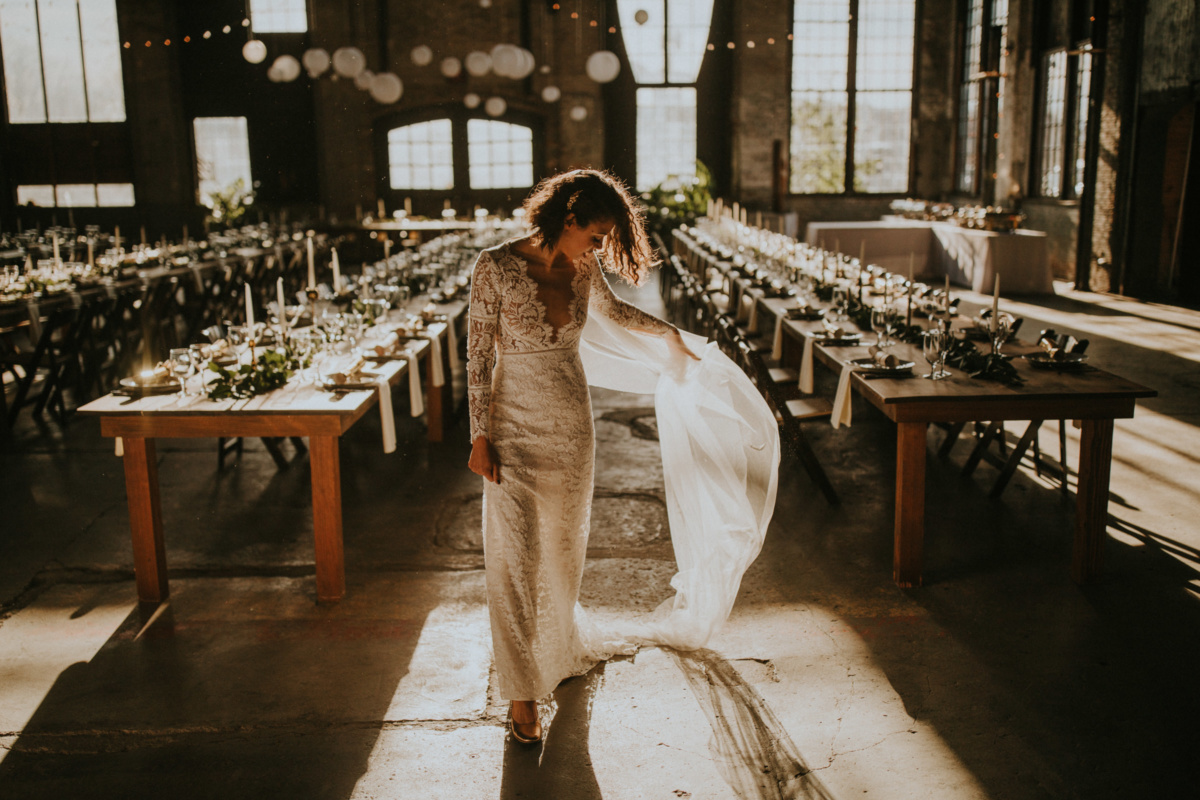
578,309,781,650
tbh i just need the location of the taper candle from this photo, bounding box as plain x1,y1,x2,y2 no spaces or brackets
87,238,94,267
306,237,315,287
331,248,342,292
245,283,254,327
377,198,386,218
52,232,59,262
277,276,286,320
990,274,1000,334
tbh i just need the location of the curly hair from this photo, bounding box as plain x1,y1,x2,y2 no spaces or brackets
521,169,658,286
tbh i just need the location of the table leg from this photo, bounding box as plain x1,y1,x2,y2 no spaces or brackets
424,337,452,443
1072,418,1114,584
894,421,928,588
122,437,169,603
309,435,345,602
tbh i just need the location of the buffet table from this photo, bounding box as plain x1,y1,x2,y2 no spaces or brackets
805,220,1052,294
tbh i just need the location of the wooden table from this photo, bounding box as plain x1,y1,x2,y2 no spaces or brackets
755,295,1157,587
77,328,447,605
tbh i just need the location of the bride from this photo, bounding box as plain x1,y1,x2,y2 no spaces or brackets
466,169,778,744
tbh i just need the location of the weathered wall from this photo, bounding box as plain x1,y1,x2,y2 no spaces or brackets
1141,0,1199,96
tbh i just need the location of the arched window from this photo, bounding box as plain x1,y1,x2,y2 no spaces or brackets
380,112,540,204
467,120,534,190
387,120,455,191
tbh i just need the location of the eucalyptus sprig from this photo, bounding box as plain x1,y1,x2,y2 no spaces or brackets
206,348,303,400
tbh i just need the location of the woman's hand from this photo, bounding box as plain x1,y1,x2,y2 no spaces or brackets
666,328,701,361
469,436,501,484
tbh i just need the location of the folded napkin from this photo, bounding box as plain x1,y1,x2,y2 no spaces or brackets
405,348,425,417
428,332,445,388
747,295,759,333
799,334,815,394
831,361,854,428
771,312,786,361
373,331,400,357
375,375,396,453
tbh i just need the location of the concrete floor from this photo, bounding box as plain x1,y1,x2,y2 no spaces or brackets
1,277,1198,799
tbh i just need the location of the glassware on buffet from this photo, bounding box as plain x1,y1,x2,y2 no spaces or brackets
167,348,194,395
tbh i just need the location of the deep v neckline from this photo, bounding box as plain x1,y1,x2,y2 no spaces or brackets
502,242,588,345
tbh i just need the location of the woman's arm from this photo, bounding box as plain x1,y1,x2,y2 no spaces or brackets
587,254,675,335
588,255,700,360
467,251,502,482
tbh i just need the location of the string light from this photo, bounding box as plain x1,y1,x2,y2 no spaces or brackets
747,40,755,48
726,41,735,49
767,37,775,44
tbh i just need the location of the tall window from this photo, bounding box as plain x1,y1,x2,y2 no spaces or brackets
955,0,1006,195
0,0,126,124
1034,50,1091,199
194,117,252,207
248,0,307,33
467,120,534,190
790,0,916,194
388,120,454,191
617,0,714,191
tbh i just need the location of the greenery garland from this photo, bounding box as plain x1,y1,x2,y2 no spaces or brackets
205,348,305,400
807,275,1024,386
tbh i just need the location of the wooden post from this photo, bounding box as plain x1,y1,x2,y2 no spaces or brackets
123,437,169,602
310,435,345,602
894,422,928,587
1072,418,1114,583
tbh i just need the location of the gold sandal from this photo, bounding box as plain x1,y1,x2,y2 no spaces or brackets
508,703,542,744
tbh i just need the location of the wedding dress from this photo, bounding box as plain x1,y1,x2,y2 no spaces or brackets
468,242,779,702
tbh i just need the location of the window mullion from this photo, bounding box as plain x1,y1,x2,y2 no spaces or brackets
74,0,90,122
33,0,50,123
845,0,858,194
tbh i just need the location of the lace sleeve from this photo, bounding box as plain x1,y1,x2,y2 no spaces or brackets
587,255,675,336
467,250,501,441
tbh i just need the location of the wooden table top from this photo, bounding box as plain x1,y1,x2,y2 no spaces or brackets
757,295,1157,421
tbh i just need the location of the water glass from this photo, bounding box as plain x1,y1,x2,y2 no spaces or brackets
168,347,193,394
871,306,890,347
922,329,950,380
833,285,849,321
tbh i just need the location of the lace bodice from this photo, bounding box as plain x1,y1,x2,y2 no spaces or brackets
467,241,674,440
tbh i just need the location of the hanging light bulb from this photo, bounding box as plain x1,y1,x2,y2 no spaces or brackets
243,39,267,64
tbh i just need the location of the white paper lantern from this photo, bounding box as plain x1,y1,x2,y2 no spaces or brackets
464,93,482,109
541,85,561,103
465,51,492,77
490,44,520,78
511,48,536,79
272,55,301,82
411,45,434,66
585,51,621,83
485,96,507,117
634,9,650,24
302,48,330,78
569,105,588,121
267,64,283,83
332,47,366,78
440,56,462,78
242,39,267,64
354,68,374,90
370,72,404,104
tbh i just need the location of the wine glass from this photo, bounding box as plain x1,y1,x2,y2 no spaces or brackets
833,285,849,321
168,348,193,395
922,329,949,380
870,306,889,348
990,312,1013,356
187,344,208,394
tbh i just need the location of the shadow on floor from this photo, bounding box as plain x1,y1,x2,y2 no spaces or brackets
500,664,606,800
668,648,835,800
0,573,444,800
